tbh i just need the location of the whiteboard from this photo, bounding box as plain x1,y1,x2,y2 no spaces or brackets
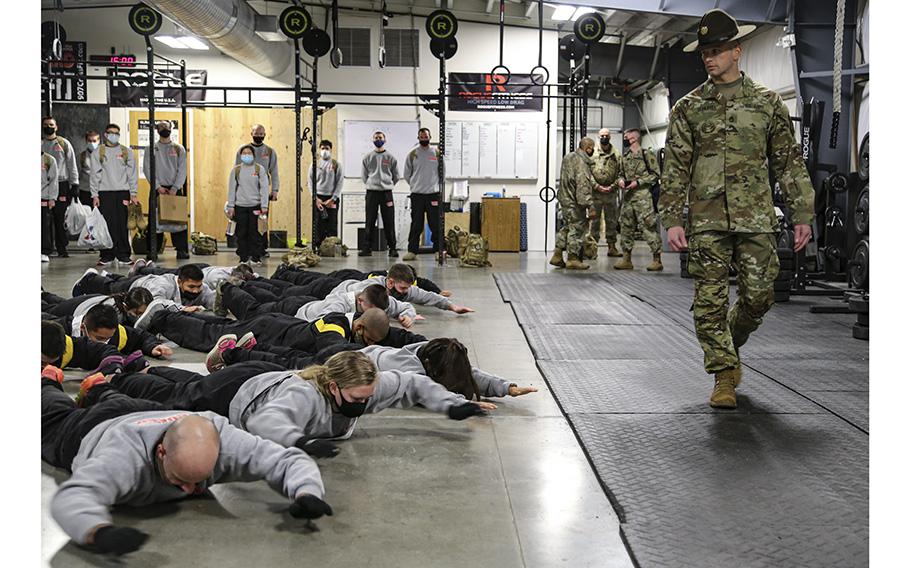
444,121,539,179
342,121,419,178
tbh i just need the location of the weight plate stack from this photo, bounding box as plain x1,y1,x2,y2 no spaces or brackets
849,238,869,291
854,183,869,236
774,247,794,302
849,295,869,341
858,133,869,182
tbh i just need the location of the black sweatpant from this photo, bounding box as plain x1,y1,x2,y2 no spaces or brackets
41,379,164,471
162,229,189,255
42,290,67,307
407,192,440,254
315,195,339,247
50,182,72,255
271,266,344,299
234,206,263,261
79,273,142,295
41,204,54,256
148,311,346,353
363,190,396,252
110,362,285,417
47,294,102,318
98,190,132,262
222,282,314,320
223,343,360,369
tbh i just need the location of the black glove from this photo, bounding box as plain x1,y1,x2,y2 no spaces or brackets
289,494,334,520
447,402,487,421
295,437,340,459
93,525,149,556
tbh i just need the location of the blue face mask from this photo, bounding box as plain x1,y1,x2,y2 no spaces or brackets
240,155,255,165
106,133,120,145
373,139,385,148
88,142,99,151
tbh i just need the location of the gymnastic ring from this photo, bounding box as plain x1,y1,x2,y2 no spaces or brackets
530,66,549,85
539,186,556,203
490,65,511,85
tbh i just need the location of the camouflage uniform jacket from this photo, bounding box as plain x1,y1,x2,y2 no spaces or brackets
659,73,814,234
591,146,620,187
619,148,660,194
558,149,595,208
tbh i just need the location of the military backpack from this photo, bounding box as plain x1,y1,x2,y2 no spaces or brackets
445,225,468,259
459,233,492,267
282,248,321,268
191,232,218,255
318,236,348,257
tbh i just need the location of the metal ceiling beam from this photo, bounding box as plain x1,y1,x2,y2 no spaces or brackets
545,0,788,24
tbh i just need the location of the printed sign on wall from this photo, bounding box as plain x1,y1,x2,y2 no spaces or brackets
45,41,87,102
448,73,543,112
109,68,207,107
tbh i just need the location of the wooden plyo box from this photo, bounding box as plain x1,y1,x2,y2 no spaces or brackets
481,197,520,252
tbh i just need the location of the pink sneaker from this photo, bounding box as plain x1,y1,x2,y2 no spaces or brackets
236,332,257,351
205,334,237,373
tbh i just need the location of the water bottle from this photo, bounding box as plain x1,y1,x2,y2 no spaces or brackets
501,185,506,198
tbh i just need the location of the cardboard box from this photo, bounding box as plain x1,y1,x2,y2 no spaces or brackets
158,194,188,224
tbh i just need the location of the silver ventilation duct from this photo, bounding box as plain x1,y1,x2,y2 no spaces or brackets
147,0,292,78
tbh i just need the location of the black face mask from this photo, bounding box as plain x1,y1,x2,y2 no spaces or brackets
335,389,368,418
181,289,201,303
158,129,171,138
419,139,430,147
252,136,265,145
389,287,408,301
600,137,611,147
43,126,56,136
623,138,632,148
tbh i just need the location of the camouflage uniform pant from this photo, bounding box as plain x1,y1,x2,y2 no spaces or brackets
555,200,587,255
687,231,780,374
589,190,620,244
619,190,662,253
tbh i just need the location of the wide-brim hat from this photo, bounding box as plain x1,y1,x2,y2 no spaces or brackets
684,9,756,53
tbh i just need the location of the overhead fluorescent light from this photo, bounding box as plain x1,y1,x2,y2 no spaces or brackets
153,35,186,49
572,7,596,21
552,5,576,21
178,36,209,50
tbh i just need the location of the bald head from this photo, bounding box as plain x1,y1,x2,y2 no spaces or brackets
353,308,390,345
250,124,265,135
598,128,611,138
159,415,220,493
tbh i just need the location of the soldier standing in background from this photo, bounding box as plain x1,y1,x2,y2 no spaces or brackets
660,9,814,409
614,128,663,272
42,116,79,258
589,128,622,257
549,138,597,271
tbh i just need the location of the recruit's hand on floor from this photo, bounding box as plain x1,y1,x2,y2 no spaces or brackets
297,438,340,459
448,402,488,420
289,494,334,520
398,315,413,328
181,305,205,313
450,305,474,314
508,385,538,397
92,525,149,556
151,345,172,358
440,290,452,297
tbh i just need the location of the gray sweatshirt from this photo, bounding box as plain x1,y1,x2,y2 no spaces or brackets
235,143,279,192
403,145,442,194
229,369,467,447
301,284,417,321
227,163,271,209
77,150,94,191
361,150,400,191
332,276,452,311
41,136,79,184
50,410,324,546
130,274,214,309
142,141,187,189
307,158,344,199
202,266,258,290
360,342,514,397
89,143,138,197
41,152,59,201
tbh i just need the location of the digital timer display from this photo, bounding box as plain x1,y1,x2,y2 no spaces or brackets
89,54,137,67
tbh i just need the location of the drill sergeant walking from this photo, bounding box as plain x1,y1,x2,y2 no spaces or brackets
660,9,814,409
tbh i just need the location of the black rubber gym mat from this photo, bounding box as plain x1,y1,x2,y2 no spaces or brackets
510,300,676,326
493,272,629,303
799,390,869,432
601,270,696,296
537,359,823,414
746,358,869,392
522,323,701,361
740,325,869,360
572,413,868,568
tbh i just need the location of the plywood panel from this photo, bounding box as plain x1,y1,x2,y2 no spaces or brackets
190,107,337,244
481,197,521,252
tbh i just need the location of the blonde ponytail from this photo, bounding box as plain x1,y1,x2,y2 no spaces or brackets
296,351,378,398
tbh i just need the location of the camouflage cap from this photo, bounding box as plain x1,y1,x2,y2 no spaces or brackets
684,9,756,53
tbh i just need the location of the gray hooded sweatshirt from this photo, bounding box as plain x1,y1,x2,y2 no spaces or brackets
235,143,279,192
41,152,59,200
403,145,441,194
360,342,514,397
130,274,215,309
50,410,324,546
227,163,271,210
330,276,452,311
299,284,417,321
89,143,138,197
41,136,79,184
229,369,466,447
307,158,344,199
361,150,400,191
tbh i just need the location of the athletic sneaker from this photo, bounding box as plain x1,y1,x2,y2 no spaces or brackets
388,249,399,258
402,252,417,261
236,332,257,351
134,298,181,330
129,258,148,277
205,334,238,372
358,250,372,257
117,257,135,265
41,255,50,263
176,251,190,260
100,270,110,277
146,260,157,269
72,268,99,297
75,373,108,408
96,259,111,267
250,258,263,266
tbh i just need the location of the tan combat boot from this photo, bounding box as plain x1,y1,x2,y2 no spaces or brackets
709,367,742,409
646,252,664,271
613,251,634,270
565,254,590,270
549,248,566,268
607,243,623,257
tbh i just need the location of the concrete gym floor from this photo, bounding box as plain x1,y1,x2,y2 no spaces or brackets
40,246,647,568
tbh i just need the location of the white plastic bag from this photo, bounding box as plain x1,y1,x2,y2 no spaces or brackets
64,198,90,236
77,207,113,250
